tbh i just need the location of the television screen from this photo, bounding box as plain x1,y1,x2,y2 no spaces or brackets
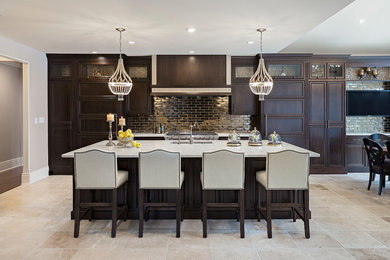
347,90,390,116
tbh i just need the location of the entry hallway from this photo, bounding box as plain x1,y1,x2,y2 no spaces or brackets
1,174,390,260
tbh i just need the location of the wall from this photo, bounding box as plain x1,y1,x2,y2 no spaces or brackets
128,96,255,133
0,36,48,183
0,62,23,169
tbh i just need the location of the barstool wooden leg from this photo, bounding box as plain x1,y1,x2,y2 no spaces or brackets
176,189,181,238
266,190,272,239
74,189,80,238
257,182,261,222
292,190,297,222
303,190,310,239
181,188,184,222
239,189,245,238
202,190,207,238
367,171,373,190
139,189,144,238
124,182,128,221
111,188,118,238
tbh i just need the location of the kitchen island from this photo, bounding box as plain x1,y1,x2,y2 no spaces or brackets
63,140,319,220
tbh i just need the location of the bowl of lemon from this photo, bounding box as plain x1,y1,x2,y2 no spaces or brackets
117,129,141,148
117,129,134,148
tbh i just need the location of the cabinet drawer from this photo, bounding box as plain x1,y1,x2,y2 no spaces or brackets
265,100,304,116
267,117,304,134
268,81,304,98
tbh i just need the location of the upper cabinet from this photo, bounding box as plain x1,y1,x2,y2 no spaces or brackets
266,61,304,79
328,63,345,79
156,55,226,87
309,62,345,80
50,63,72,80
79,63,115,80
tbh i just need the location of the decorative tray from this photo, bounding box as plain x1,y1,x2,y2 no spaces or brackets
267,142,282,146
248,142,262,146
227,142,241,147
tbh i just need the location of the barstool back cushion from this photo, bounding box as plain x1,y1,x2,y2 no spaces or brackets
202,150,245,190
266,150,309,190
74,150,117,189
139,150,181,189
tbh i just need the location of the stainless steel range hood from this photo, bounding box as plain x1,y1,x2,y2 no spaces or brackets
151,55,231,95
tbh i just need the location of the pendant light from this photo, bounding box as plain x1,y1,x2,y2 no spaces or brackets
249,28,273,101
108,28,133,101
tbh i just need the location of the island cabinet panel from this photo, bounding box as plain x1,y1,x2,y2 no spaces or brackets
346,135,369,172
71,157,309,220
47,54,152,175
308,81,346,174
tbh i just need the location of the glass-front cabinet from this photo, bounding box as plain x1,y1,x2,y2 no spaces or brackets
328,63,344,79
80,63,115,79
309,62,345,79
50,63,72,79
266,62,304,79
310,63,326,79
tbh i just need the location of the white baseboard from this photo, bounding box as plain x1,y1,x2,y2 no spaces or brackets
0,157,23,172
22,165,49,184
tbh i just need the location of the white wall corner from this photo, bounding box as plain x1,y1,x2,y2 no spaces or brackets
22,165,48,184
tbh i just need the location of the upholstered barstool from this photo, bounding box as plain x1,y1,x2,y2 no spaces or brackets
256,150,310,239
138,150,184,238
201,150,245,238
74,149,128,238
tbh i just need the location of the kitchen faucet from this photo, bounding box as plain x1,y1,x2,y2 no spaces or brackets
189,122,199,144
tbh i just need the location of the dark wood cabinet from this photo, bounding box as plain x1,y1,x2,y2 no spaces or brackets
266,61,304,79
126,57,151,115
346,135,369,172
48,54,151,175
308,81,346,174
230,57,258,115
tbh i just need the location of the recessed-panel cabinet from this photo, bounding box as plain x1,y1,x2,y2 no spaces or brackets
308,81,346,174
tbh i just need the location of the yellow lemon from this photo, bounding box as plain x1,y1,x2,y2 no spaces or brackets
126,129,131,134
118,133,124,139
131,141,137,147
129,133,134,138
136,142,141,148
118,130,124,135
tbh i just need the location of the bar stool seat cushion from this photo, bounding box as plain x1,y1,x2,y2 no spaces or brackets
255,170,267,188
117,170,129,188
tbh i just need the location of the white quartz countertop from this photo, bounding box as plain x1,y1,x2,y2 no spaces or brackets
62,140,319,158
346,133,390,136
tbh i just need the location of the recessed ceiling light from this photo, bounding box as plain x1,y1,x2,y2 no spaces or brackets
187,27,196,33
247,41,255,44
91,51,98,54
128,41,135,44
189,51,195,54
359,19,365,24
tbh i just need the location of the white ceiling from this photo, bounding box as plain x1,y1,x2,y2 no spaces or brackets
0,0,354,55
282,0,390,55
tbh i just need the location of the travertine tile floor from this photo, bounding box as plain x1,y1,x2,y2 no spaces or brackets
1,174,390,259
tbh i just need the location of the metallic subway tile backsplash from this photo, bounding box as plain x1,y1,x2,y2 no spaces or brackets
127,96,255,133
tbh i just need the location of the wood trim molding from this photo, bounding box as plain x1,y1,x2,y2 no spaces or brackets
0,166,22,194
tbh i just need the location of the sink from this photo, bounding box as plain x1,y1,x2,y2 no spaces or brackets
171,141,213,144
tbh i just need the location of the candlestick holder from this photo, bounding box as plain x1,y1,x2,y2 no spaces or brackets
106,121,115,146
117,125,124,147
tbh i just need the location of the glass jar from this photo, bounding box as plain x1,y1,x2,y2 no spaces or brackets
228,130,241,144
249,127,262,146
268,131,282,145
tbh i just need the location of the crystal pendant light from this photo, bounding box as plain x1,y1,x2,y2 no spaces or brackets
249,28,273,101
108,28,133,101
